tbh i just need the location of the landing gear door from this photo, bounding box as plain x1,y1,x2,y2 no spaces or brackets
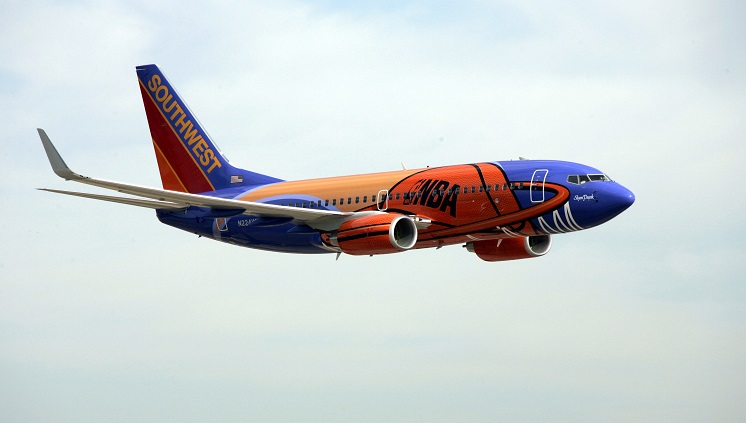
530,169,548,203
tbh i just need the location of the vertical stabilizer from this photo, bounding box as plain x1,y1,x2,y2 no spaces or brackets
136,64,281,193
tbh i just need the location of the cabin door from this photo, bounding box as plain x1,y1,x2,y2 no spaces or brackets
530,169,548,203
377,189,389,211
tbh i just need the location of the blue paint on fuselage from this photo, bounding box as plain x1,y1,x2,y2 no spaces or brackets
156,208,330,254
565,180,635,229
498,160,634,232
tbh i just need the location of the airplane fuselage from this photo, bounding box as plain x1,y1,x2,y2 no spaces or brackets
157,159,634,255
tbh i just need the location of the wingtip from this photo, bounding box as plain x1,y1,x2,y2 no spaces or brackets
37,128,79,180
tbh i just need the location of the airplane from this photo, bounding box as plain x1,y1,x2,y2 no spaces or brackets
38,64,635,262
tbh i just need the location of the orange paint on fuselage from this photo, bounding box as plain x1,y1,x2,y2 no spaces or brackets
237,168,424,211
237,163,569,248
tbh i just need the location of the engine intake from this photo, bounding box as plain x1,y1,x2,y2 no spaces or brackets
466,235,552,262
332,214,418,255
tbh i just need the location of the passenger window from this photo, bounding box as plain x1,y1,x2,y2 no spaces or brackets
332,199,337,206
355,196,360,204
372,195,376,202
396,193,400,200
325,199,329,206
363,196,368,203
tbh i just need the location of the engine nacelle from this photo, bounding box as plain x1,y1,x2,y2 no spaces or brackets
332,213,418,255
466,235,552,262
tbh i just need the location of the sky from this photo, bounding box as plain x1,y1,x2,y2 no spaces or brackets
1,0,745,422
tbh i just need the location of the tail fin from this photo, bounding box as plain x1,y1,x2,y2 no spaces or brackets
136,64,282,193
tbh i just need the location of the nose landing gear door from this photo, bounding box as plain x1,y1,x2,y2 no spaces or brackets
530,169,548,203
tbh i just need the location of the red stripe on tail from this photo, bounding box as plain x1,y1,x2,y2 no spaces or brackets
139,82,214,193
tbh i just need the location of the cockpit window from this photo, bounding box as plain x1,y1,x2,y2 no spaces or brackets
567,174,612,184
588,174,611,182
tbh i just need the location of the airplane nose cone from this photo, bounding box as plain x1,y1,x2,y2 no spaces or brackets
604,183,635,217
566,180,635,230
617,185,635,209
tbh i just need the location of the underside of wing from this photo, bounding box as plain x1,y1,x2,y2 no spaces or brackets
38,188,187,210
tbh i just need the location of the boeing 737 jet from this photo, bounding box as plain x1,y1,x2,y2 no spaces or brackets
38,64,634,261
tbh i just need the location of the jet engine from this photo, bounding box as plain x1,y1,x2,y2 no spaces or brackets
330,213,418,255
465,235,552,262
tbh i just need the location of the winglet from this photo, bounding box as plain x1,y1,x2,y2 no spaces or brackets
37,128,82,180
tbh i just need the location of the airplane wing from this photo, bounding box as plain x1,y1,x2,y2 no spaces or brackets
37,129,352,229
37,188,187,210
